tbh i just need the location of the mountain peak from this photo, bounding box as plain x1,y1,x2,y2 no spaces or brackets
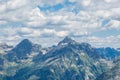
12,39,33,54
20,39,31,44
7,39,34,61
64,36,72,41
58,36,77,46
16,39,32,47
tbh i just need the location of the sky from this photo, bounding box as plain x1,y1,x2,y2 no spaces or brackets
0,0,120,48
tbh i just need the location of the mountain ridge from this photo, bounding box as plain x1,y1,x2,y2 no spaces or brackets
0,37,119,80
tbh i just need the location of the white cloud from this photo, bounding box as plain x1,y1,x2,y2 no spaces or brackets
43,29,55,33
41,29,68,37
1,27,18,36
0,3,6,13
0,20,7,25
23,31,41,37
20,27,33,34
7,0,28,10
104,0,112,3
56,31,68,37
7,35,21,41
86,35,120,48
82,0,91,6
34,0,64,6
25,8,46,27
0,0,120,47
0,0,45,25
69,0,76,3
96,10,111,18
104,0,119,3
105,20,120,30
74,31,89,37
69,0,92,7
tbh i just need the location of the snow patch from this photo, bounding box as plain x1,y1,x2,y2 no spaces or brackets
80,52,85,56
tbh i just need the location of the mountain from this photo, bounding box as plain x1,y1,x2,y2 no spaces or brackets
96,47,120,59
5,39,42,62
58,36,77,46
4,37,111,80
96,58,120,80
50,37,100,58
0,37,119,80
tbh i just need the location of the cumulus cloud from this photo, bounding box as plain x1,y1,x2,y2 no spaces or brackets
0,20,7,25
39,29,68,37
0,0,120,47
86,35,120,48
7,0,28,10
105,20,120,30
24,8,46,27
82,0,91,6
33,0,64,6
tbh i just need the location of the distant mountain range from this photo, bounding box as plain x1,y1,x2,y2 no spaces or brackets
0,36,120,80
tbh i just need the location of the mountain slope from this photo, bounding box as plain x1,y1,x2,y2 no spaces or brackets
96,47,120,59
5,37,111,80
96,58,120,80
5,39,42,62
0,37,119,80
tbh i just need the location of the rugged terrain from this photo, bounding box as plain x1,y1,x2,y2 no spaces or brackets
0,37,119,80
